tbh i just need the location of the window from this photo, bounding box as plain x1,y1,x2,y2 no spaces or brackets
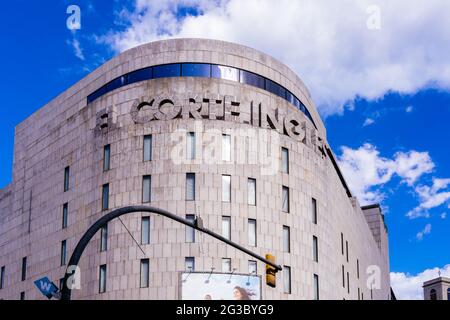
313,236,318,262
312,198,317,224
100,224,108,252
21,257,27,281
282,186,289,213
0,266,5,289
447,288,450,300
313,274,319,300
99,265,107,293
222,216,231,240
102,184,109,211
186,173,195,201
103,144,111,171
341,233,344,255
222,258,231,272
283,226,290,253
342,265,345,288
64,166,70,192
281,147,289,174
211,65,239,81
142,175,151,203
248,260,257,274
61,240,67,266
185,257,195,271
283,266,291,294
60,278,65,291
266,79,286,99
347,272,350,294
357,259,360,279
153,63,181,78
128,67,152,84
186,215,195,243
187,132,195,160
222,175,231,202
141,217,150,245
358,287,361,300
106,75,127,92
222,134,231,162
248,219,257,247
182,63,211,77
247,178,256,206
143,135,152,162
240,70,265,90
62,203,68,229
429,289,437,300
140,259,150,288
346,241,349,262
20,292,25,300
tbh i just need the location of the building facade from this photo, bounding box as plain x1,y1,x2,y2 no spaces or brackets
0,38,390,300
423,277,450,300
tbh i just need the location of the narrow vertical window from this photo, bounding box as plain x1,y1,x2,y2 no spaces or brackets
313,236,318,262
141,217,150,245
21,257,27,281
313,274,319,300
222,216,231,240
143,135,152,161
281,147,289,173
342,265,345,288
102,184,109,210
346,241,349,262
99,264,107,293
20,292,25,300
357,259,360,279
103,144,111,171
142,175,151,203
222,258,231,272
358,287,361,300
247,178,256,206
248,219,257,247
282,186,289,213
341,233,344,255
64,166,70,192
185,215,195,243
347,272,350,294
140,259,150,288
283,226,290,253
187,132,195,160
186,173,195,201
312,198,317,224
185,257,195,271
222,175,231,202
284,266,291,294
0,266,5,289
100,224,108,252
248,260,257,274
62,203,68,229
61,240,67,266
222,134,231,161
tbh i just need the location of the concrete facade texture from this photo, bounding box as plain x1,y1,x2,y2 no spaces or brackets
0,38,390,300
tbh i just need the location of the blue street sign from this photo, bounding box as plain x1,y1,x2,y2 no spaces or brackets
34,277,59,299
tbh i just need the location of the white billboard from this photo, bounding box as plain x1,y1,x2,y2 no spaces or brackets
180,272,261,300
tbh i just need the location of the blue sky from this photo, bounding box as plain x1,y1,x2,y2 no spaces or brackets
0,0,449,299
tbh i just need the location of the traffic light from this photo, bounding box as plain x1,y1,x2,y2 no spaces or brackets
265,254,277,288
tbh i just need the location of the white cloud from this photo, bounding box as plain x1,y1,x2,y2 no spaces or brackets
406,105,414,113
337,143,434,205
68,37,85,61
363,118,375,127
390,264,450,300
407,178,450,219
416,223,431,241
441,212,447,219
99,0,450,115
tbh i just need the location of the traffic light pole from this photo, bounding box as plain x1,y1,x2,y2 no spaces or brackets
60,205,282,300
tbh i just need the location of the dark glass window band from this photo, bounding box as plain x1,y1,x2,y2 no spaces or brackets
87,63,316,128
